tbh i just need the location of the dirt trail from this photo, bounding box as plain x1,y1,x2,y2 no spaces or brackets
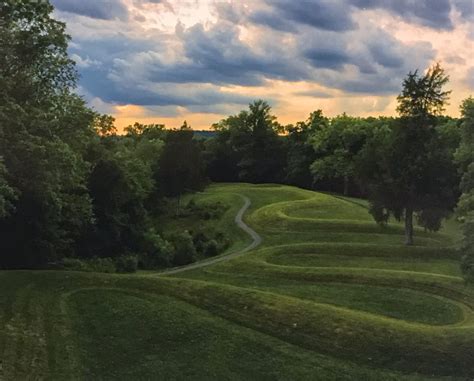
161,195,261,275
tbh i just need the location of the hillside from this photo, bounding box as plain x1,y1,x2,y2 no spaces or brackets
1,183,473,380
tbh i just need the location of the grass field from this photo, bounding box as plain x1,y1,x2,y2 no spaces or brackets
1,183,473,380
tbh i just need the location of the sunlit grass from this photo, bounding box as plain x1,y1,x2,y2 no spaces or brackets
1,183,473,379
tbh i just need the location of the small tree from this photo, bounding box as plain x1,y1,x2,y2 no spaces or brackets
357,64,458,245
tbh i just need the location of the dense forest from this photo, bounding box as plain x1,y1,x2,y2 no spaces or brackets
0,1,472,282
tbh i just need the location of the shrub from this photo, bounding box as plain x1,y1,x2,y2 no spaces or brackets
88,257,117,273
460,218,474,283
171,230,196,266
215,231,231,252
461,254,474,283
192,231,209,254
61,257,116,273
204,239,219,257
181,199,228,220
115,255,138,273
139,229,175,269
62,258,88,271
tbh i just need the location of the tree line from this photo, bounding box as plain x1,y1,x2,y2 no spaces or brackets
0,1,472,281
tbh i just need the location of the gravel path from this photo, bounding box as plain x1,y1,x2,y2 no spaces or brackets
161,195,262,275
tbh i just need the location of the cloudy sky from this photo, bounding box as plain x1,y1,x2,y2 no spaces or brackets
51,0,474,130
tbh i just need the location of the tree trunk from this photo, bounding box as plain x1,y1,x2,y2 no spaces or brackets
343,175,349,196
404,208,414,245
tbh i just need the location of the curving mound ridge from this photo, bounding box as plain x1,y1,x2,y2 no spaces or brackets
1,183,473,380
171,184,474,377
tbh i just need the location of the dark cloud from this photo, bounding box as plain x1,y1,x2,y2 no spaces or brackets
271,0,357,31
142,23,311,86
70,32,257,109
79,65,253,108
72,18,435,105
51,0,128,21
70,35,157,64
249,11,297,33
60,0,441,110
303,46,351,69
251,0,357,32
335,77,400,93
453,0,474,22
367,39,405,69
350,0,453,29
214,2,246,24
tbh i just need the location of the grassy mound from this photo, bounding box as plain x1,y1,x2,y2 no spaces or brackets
1,183,473,380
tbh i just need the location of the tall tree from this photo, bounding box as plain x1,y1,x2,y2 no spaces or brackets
158,123,207,200
285,110,328,189
455,97,474,282
357,64,458,245
0,0,98,268
311,114,371,196
206,100,286,184
238,100,286,183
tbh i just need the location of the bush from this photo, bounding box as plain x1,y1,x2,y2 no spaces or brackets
204,239,219,257
460,218,474,283
62,258,88,271
61,257,116,273
190,229,230,258
182,199,228,220
115,255,138,273
171,230,196,266
461,254,474,283
192,231,209,254
139,229,175,269
215,231,231,252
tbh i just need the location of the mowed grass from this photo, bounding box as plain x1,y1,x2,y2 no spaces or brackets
1,183,474,380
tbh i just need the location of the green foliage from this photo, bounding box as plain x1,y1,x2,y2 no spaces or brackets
203,239,219,257
182,199,228,220
124,122,166,139
206,100,286,183
192,230,228,257
2,184,469,379
61,257,116,273
170,230,196,266
158,123,207,197
456,97,474,282
285,110,328,188
62,255,138,273
0,1,174,269
0,0,96,267
0,158,17,218
93,114,117,137
356,64,458,245
115,255,138,273
138,229,175,269
311,114,374,195
397,63,451,117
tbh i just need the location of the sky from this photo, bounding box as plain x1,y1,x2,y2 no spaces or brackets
51,0,474,130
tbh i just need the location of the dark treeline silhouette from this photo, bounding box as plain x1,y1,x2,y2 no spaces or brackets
0,1,472,281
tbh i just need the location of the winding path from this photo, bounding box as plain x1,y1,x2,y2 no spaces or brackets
161,195,262,275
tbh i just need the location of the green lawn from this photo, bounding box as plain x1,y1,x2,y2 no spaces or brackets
1,183,473,380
